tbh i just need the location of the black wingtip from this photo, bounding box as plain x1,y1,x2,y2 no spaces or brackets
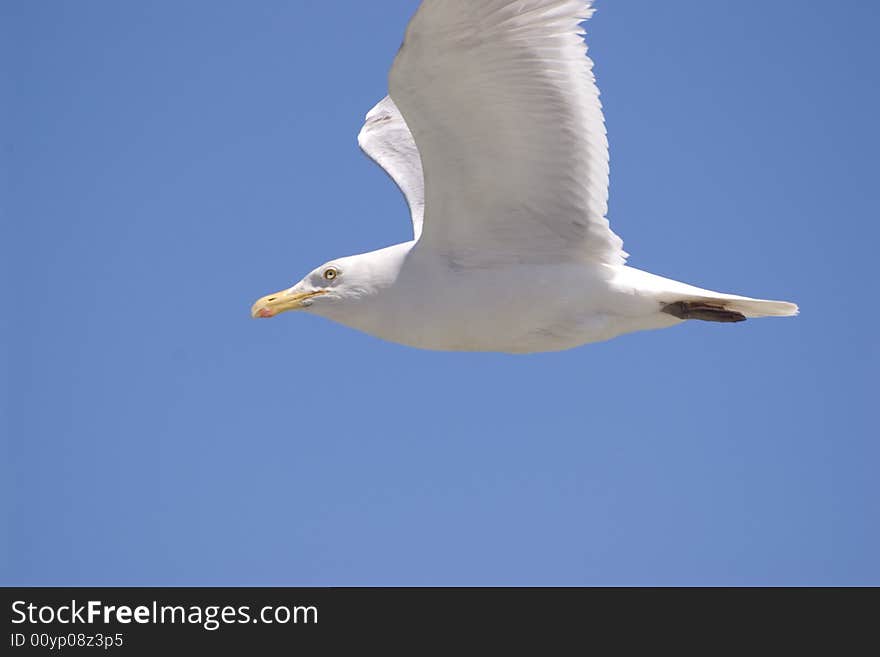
662,302,747,324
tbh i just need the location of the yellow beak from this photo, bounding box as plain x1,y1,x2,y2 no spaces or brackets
251,290,327,319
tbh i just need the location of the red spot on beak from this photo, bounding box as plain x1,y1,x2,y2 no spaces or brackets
257,308,275,318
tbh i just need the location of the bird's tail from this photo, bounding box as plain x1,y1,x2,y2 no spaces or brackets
662,295,798,323
622,267,799,322
696,295,799,319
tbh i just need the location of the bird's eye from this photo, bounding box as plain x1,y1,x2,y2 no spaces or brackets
323,267,338,281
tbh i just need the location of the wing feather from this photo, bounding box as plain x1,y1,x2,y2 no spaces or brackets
388,0,625,266
357,96,425,240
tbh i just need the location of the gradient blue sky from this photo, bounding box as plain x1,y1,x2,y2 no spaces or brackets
3,1,878,586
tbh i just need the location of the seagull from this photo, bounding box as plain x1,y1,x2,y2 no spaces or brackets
251,0,797,354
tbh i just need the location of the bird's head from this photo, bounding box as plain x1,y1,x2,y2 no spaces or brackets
251,244,411,320
251,260,353,319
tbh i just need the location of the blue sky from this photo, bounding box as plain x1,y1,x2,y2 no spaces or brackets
3,0,878,586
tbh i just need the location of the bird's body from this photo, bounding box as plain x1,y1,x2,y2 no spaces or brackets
290,242,790,354
252,0,797,353
313,243,656,353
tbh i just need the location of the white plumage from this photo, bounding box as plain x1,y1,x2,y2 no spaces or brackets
252,0,797,353
358,96,426,241
389,0,622,266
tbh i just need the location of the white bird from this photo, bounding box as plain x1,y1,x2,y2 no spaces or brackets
251,0,797,354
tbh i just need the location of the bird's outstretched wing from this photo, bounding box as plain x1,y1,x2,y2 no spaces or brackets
358,96,425,241
389,0,625,266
